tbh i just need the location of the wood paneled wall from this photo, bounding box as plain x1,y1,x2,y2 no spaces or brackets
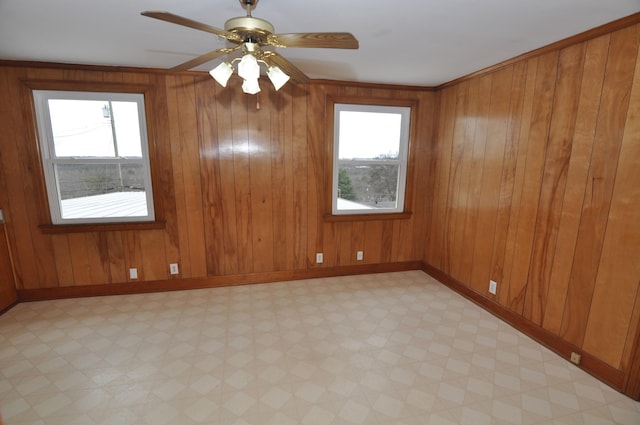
2,15,640,398
0,65,435,291
424,22,640,378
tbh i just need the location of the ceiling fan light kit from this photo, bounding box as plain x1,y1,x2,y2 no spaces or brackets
209,61,234,87
142,0,358,95
266,65,290,90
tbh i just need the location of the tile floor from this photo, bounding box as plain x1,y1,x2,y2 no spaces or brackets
1,271,639,424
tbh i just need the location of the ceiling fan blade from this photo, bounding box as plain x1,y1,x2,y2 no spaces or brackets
170,47,237,72
263,52,310,83
141,11,242,43
268,32,359,49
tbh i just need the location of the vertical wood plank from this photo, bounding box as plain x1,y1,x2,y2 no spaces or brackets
523,43,586,324
307,84,325,268
123,231,144,281
149,73,181,275
214,83,240,275
443,81,470,276
106,232,126,284
560,26,639,347
363,221,383,265
488,61,527,299
269,88,289,271
249,88,275,272
426,87,456,268
498,59,538,307
458,75,492,286
505,52,559,314
468,66,513,294
0,225,17,309
337,222,353,265
85,232,111,285
176,75,207,278
291,84,308,270
165,75,191,277
449,81,477,280
411,92,437,261
51,235,74,287
68,233,92,286
196,77,226,276
140,230,167,281
542,35,609,334
230,83,254,274
581,26,640,367
1,67,53,289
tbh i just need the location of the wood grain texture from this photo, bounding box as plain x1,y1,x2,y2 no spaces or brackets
582,31,640,368
2,16,639,400
469,66,512,295
506,52,559,314
542,35,610,334
489,61,527,302
523,43,585,324
0,63,433,292
560,25,639,348
459,75,492,287
0,226,17,310
424,21,640,396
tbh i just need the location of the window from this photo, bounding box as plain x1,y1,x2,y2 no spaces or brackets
33,90,155,225
332,103,411,215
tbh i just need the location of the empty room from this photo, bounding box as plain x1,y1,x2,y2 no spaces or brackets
1,0,640,423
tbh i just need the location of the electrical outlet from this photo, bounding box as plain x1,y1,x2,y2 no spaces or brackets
129,268,138,279
0,209,4,223
356,251,364,261
489,280,497,295
169,263,179,275
316,253,323,264
570,352,581,365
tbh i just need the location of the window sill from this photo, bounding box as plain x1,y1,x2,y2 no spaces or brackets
39,220,166,234
323,212,412,222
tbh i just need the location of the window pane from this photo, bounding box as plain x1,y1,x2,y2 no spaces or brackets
338,111,402,160
337,163,399,210
56,163,149,219
49,99,143,158
112,101,143,157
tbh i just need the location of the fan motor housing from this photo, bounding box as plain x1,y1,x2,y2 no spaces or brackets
225,16,274,42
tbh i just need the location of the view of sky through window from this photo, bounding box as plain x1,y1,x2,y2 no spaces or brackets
49,99,142,158
338,111,402,160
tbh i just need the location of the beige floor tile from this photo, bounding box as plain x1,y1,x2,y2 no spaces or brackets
1,271,639,424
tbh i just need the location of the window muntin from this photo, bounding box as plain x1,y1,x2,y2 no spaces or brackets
33,90,155,225
332,103,411,215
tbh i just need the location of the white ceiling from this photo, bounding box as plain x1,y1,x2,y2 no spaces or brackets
1,0,638,87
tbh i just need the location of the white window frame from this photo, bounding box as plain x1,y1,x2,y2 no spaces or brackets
332,103,411,215
33,90,155,225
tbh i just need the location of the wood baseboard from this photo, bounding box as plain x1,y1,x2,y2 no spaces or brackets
0,299,18,315
16,261,422,302
421,262,631,398
14,260,636,400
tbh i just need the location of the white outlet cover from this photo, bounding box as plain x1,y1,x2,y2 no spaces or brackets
316,253,323,264
357,251,363,261
170,263,179,274
489,280,497,295
129,268,138,279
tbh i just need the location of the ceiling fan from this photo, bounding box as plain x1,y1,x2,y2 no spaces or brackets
141,0,359,93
